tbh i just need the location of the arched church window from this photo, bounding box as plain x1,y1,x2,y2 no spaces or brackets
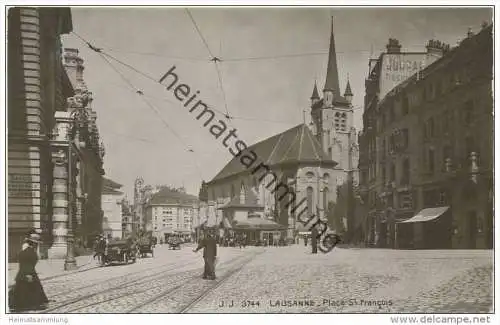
340,113,347,131
323,187,329,212
323,173,330,182
334,112,341,130
307,187,314,216
306,171,315,180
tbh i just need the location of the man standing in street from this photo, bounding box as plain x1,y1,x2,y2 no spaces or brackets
311,226,318,254
193,229,217,280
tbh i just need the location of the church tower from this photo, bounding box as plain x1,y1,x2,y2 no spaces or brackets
310,18,357,186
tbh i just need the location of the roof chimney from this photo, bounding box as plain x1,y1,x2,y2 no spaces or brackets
386,38,402,54
426,39,449,57
467,27,475,38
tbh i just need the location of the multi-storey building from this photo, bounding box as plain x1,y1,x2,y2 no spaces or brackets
145,187,199,242
358,38,445,247
120,198,134,238
359,25,493,249
7,8,104,260
101,178,124,239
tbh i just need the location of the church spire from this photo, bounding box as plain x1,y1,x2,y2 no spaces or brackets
310,81,319,100
323,17,341,96
344,74,353,103
310,81,320,108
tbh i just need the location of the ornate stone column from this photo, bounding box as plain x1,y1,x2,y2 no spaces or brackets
49,149,69,258
48,111,72,259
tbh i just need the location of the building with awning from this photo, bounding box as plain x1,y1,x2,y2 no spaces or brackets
206,123,339,242
218,185,286,244
396,206,452,249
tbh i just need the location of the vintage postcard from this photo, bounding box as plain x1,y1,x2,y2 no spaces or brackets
1,3,496,324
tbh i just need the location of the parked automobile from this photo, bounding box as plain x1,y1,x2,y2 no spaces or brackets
102,239,136,266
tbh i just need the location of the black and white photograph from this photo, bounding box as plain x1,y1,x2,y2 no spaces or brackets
1,2,496,323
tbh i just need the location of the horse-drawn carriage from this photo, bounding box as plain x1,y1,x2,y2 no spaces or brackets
101,239,137,266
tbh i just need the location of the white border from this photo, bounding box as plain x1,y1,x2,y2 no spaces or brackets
1,2,498,325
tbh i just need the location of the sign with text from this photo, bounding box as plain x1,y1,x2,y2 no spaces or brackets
8,174,39,197
378,53,439,100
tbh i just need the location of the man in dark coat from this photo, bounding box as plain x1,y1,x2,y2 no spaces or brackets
311,226,318,254
193,230,217,280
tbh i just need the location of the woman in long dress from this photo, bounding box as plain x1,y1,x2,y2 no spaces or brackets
9,232,49,312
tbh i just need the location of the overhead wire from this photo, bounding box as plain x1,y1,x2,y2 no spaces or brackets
72,31,236,124
104,47,385,62
184,8,216,59
73,31,361,134
93,70,295,126
98,53,193,152
73,31,209,181
184,8,231,119
106,48,207,62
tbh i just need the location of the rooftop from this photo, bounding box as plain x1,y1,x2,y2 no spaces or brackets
148,187,199,205
209,124,337,184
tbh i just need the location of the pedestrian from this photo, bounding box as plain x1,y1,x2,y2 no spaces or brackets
304,236,308,246
9,232,49,312
311,226,318,254
193,230,218,280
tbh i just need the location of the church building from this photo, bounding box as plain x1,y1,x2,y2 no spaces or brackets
204,19,355,239
309,19,360,187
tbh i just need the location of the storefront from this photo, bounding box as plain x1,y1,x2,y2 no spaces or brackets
232,215,286,245
396,206,452,249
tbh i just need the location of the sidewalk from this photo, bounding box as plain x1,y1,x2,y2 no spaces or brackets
8,255,99,287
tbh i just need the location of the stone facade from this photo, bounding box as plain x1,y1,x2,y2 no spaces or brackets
7,8,105,261
359,26,493,249
309,22,360,189
205,124,338,239
8,8,73,260
55,47,105,254
102,178,125,240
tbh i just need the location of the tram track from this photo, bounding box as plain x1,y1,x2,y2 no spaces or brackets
178,251,262,313
40,257,203,313
42,251,258,313
46,258,198,298
126,250,264,313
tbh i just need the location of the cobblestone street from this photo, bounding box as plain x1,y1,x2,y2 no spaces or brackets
12,245,492,314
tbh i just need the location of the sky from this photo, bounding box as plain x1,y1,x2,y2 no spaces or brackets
60,7,493,199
